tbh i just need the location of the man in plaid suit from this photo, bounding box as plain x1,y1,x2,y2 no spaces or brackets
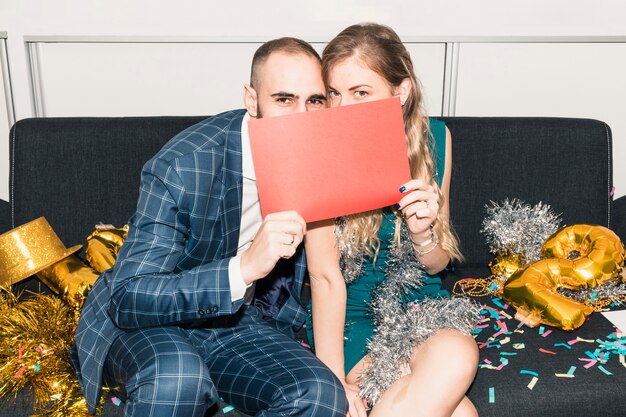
71,38,348,417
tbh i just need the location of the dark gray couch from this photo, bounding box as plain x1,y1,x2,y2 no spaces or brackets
1,115,625,417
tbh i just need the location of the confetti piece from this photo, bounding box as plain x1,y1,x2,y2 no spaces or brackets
222,405,236,413
568,339,579,346
554,343,571,350
489,387,495,403
500,311,513,319
567,366,577,375
499,337,510,345
483,359,492,364
499,352,517,356
512,343,525,350
579,358,597,369
13,365,27,378
520,370,539,377
50,394,62,401
300,341,311,349
496,320,509,333
34,362,40,372
555,373,575,378
486,307,501,320
541,330,553,338
598,365,613,376
527,376,538,389
492,298,505,308
111,397,122,406
577,336,595,343
539,348,557,355
539,326,545,335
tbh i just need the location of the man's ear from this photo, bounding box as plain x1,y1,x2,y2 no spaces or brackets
243,83,259,117
395,77,413,105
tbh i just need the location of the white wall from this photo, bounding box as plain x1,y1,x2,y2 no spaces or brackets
1,0,625,203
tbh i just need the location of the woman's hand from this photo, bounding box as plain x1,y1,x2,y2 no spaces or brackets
397,179,438,240
341,379,369,417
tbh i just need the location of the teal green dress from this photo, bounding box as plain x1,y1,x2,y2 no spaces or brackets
306,119,449,374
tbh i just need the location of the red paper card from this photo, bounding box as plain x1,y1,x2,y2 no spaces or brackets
248,97,410,222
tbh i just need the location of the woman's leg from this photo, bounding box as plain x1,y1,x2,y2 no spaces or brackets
348,329,478,417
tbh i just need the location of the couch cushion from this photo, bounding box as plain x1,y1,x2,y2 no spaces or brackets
9,116,206,248
442,117,613,267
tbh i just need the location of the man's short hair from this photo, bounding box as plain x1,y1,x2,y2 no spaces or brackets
250,37,321,88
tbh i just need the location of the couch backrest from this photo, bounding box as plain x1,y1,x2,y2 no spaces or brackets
9,116,205,247
442,117,613,268
9,116,613,269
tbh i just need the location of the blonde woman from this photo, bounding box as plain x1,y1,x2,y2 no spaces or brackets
305,23,480,417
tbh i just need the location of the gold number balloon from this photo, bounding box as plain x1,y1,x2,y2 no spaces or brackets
502,224,625,331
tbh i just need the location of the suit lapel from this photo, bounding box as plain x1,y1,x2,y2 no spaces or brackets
220,110,246,258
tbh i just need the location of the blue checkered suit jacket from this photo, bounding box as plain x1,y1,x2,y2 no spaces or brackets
71,109,308,414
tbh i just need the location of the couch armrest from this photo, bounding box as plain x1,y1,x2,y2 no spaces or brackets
0,199,10,234
612,195,626,242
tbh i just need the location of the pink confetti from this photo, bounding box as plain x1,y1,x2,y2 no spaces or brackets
541,330,553,338
13,366,27,378
579,358,597,369
539,348,556,355
567,339,579,346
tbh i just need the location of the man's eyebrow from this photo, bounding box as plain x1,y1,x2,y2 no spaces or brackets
270,92,297,98
309,94,327,101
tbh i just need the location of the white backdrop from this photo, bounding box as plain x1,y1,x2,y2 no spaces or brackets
1,0,625,202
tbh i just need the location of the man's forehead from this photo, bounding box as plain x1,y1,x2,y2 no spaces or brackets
257,52,324,95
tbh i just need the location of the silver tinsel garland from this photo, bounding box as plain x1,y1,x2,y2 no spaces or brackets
558,277,626,307
338,218,480,405
481,199,561,264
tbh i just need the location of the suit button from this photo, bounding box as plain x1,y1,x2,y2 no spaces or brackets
212,306,219,313
198,309,205,315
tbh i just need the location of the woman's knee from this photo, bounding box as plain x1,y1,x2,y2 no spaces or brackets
411,330,479,380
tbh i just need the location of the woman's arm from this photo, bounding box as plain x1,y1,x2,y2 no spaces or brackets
398,126,453,275
305,219,348,380
306,219,368,417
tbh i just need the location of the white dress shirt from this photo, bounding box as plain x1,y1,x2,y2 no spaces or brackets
228,113,262,303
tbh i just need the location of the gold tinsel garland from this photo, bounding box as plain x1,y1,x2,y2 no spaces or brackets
0,287,109,417
0,223,127,417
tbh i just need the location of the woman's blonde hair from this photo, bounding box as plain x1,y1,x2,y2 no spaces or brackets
322,23,463,262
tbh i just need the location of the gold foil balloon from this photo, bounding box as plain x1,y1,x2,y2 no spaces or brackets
488,251,527,281
85,224,128,274
37,255,99,310
503,224,625,331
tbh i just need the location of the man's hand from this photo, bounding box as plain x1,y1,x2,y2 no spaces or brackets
240,211,306,285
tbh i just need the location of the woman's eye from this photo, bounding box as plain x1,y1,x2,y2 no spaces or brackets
355,91,368,98
328,90,340,98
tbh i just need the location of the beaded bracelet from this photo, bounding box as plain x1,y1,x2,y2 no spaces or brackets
409,226,438,257
414,242,438,257
409,225,436,247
